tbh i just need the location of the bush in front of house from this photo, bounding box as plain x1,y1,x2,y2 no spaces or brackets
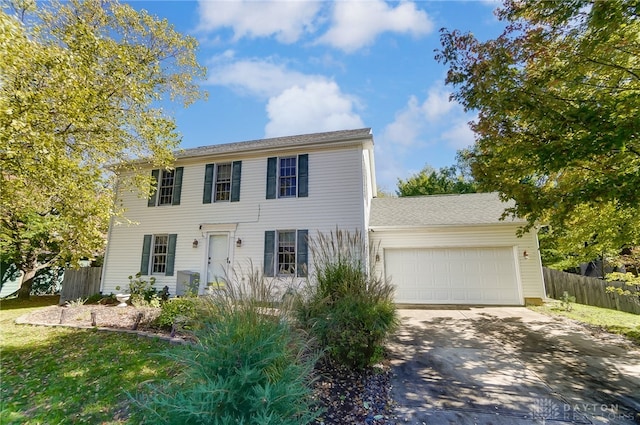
295,229,398,369
137,269,321,425
154,297,199,331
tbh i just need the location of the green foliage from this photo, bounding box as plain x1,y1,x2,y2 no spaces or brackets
296,229,398,369
436,0,640,259
154,297,198,330
397,161,477,197
139,269,320,424
67,297,87,307
0,0,206,298
560,291,576,312
605,272,640,303
531,301,640,344
127,273,161,307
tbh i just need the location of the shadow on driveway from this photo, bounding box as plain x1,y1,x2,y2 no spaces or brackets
388,308,640,425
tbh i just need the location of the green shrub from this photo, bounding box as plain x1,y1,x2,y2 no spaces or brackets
154,297,198,330
84,293,105,304
137,268,321,425
295,229,398,369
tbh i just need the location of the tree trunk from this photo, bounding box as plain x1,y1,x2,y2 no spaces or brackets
17,267,37,300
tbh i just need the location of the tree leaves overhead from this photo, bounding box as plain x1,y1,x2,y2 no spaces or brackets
0,0,206,297
436,0,640,260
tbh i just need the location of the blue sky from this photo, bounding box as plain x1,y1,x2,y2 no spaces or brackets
128,1,505,192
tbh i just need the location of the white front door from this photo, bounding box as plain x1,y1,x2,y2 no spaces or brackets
207,234,229,290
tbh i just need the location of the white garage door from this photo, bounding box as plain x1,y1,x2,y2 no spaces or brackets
385,247,521,305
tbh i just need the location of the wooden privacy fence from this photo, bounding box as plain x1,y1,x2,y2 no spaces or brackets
543,267,640,314
60,267,102,304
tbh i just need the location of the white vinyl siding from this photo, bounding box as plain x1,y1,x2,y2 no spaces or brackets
102,146,367,296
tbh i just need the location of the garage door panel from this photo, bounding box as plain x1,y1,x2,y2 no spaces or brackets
386,247,521,305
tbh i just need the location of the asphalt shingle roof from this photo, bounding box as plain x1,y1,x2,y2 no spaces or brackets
175,128,372,159
369,192,523,227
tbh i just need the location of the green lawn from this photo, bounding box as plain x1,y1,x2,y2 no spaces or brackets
0,296,177,424
530,299,640,344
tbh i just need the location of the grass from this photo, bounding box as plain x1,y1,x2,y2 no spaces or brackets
530,299,640,344
0,296,178,424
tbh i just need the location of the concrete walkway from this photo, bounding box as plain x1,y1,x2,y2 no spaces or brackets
388,307,640,424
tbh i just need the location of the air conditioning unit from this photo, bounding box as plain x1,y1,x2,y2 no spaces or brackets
176,270,200,296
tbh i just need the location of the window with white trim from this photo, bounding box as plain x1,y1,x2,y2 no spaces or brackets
157,170,175,206
279,157,297,198
214,163,232,202
152,235,169,274
277,230,296,275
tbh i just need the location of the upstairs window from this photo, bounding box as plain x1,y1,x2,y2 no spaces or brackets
148,167,183,207
203,161,242,203
266,154,308,199
158,170,175,205
215,163,232,201
279,157,297,198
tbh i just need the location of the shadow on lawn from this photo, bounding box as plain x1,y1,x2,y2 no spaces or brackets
1,314,174,424
0,295,60,311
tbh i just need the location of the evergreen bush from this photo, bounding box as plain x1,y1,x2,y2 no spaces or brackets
137,268,320,424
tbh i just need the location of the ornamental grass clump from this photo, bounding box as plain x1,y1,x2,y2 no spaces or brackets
295,229,398,369
137,267,321,425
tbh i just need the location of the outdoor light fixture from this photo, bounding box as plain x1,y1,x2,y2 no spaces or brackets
236,238,242,247
192,239,199,248
523,250,530,260
375,254,380,262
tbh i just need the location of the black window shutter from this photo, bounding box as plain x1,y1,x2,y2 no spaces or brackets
140,234,152,275
203,163,214,204
266,157,277,199
166,234,177,276
298,154,308,198
172,167,184,206
264,231,275,277
296,229,308,277
231,161,242,202
148,170,159,207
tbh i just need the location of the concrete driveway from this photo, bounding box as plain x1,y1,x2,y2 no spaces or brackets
388,307,640,424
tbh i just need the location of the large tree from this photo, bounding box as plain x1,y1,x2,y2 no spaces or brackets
436,0,640,264
0,0,206,298
397,155,477,196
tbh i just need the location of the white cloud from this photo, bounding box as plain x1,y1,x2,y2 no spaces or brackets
197,0,322,43
317,0,433,52
382,85,454,147
442,120,476,149
265,81,364,137
374,81,477,190
207,56,324,98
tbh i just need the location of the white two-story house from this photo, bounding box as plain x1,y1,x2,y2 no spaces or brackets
101,128,546,305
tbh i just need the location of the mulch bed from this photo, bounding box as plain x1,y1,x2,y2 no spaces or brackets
16,303,396,424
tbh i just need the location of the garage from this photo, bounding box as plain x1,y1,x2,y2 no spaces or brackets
369,193,546,306
384,246,522,305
